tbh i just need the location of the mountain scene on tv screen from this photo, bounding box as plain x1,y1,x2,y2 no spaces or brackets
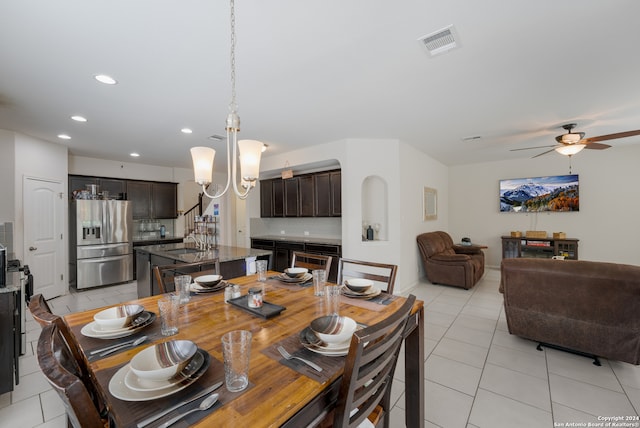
500,175,579,212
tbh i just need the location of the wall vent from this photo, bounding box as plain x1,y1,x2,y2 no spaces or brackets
418,25,460,56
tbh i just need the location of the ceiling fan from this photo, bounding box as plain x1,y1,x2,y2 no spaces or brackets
511,123,640,158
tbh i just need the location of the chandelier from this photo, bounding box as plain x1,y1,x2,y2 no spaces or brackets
190,0,263,199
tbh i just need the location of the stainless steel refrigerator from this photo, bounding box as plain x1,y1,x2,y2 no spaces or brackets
70,200,133,289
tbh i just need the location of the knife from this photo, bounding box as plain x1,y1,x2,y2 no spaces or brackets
136,381,223,428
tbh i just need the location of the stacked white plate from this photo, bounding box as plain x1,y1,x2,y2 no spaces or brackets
190,280,227,294
109,348,209,401
340,285,382,299
276,272,313,283
81,311,155,339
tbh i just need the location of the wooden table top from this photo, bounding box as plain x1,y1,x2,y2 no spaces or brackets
63,272,424,428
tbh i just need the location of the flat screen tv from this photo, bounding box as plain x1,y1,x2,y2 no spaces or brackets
499,174,579,212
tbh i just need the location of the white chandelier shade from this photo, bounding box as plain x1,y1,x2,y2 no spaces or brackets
555,144,586,156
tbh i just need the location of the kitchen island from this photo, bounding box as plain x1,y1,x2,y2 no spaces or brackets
135,243,271,297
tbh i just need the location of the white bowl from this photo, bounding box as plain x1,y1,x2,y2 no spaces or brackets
194,274,223,287
284,267,308,278
93,304,144,330
130,340,198,382
310,315,357,345
345,278,373,293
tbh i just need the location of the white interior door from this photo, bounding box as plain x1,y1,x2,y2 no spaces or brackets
24,177,66,299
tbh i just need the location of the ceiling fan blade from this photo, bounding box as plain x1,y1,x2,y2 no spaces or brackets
582,130,640,143
584,142,611,150
532,148,556,158
510,144,556,152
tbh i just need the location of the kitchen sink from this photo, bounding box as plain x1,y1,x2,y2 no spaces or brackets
165,248,202,254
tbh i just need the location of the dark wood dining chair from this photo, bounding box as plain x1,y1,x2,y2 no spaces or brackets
319,294,417,428
28,293,59,327
291,251,333,277
29,293,107,420
37,323,108,428
153,259,221,294
337,258,398,294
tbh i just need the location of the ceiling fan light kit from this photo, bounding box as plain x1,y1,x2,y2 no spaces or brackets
555,144,586,156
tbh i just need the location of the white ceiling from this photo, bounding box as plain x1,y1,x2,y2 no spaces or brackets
1,1,640,171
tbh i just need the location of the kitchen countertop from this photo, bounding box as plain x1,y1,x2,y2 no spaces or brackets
251,235,341,246
134,242,272,263
133,236,184,244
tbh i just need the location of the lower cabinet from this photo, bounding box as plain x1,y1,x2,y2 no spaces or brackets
251,238,341,282
0,290,19,394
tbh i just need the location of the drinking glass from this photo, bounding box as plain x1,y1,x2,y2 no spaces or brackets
175,274,192,304
312,269,326,296
324,284,341,315
221,330,252,392
256,259,268,282
158,295,180,336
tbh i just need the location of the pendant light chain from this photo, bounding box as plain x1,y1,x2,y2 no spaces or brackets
229,0,237,115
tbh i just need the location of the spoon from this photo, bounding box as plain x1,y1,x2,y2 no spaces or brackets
98,336,147,357
158,393,219,428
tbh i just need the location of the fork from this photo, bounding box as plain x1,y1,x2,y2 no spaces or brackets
277,346,323,372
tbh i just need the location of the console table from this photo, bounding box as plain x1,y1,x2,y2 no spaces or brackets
501,236,579,260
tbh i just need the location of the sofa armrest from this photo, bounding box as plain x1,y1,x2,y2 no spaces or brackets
430,253,470,262
452,245,482,255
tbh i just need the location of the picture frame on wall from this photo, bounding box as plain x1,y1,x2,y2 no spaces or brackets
423,187,437,221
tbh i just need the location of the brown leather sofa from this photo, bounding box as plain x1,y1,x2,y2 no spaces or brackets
500,258,640,365
416,231,485,289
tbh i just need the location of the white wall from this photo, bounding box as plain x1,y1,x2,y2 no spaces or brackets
0,130,15,222
449,144,640,267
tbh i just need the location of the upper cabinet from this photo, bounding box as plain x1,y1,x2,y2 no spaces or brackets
69,175,178,219
260,169,341,218
129,181,178,219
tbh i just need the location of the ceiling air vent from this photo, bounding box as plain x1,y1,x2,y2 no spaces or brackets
418,25,460,57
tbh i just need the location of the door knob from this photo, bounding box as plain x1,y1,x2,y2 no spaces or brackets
29,246,37,251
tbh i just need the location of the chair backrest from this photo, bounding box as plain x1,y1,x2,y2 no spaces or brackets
153,260,220,295
333,294,417,428
337,258,398,294
291,252,332,277
37,323,105,428
29,293,58,327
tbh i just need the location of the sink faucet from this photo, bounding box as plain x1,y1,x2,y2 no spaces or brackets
185,234,204,250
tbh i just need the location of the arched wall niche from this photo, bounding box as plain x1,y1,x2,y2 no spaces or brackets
361,175,388,241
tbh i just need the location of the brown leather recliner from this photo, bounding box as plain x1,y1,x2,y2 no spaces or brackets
416,231,485,289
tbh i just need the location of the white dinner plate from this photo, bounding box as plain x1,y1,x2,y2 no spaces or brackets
277,272,313,283
124,350,205,392
340,285,381,299
81,312,156,339
109,349,209,401
299,327,352,357
190,281,226,293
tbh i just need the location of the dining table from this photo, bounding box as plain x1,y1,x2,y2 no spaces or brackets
62,271,424,428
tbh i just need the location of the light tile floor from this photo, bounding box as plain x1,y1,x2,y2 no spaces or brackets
1,269,639,427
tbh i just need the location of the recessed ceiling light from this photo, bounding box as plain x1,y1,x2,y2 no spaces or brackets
94,74,118,85
130,152,140,157
71,115,87,122
181,128,193,134
58,134,71,140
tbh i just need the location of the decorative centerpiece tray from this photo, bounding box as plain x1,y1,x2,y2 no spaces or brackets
227,295,286,319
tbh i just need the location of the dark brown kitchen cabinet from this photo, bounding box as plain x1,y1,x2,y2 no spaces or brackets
152,182,178,218
260,179,273,217
284,178,300,217
298,175,315,217
314,170,341,217
260,169,340,218
127,181,152,219
69,175,127,199
272,180,284,217
127,181,177,219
